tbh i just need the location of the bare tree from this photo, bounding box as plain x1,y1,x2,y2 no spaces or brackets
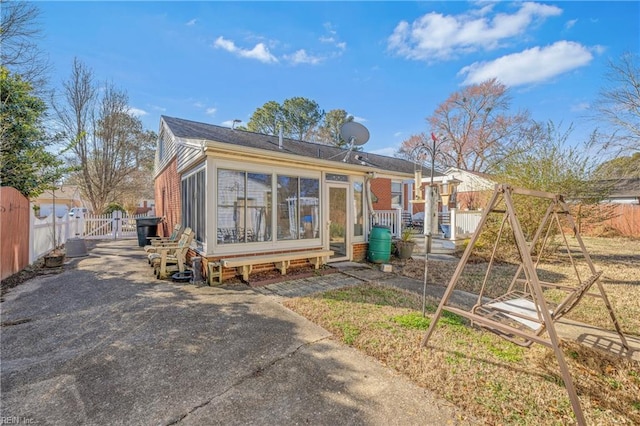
53,58,156,212
417,78,530,172
0,0,50,88
591,52,640,155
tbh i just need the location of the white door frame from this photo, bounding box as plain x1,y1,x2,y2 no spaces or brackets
325,182,350,262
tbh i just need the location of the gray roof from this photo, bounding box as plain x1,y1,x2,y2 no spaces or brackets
162,115,439,177
602,178,640,198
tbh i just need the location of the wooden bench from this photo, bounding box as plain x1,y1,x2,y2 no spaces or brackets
208,250,334,284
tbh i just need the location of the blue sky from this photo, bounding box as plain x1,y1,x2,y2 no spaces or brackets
39,1,639,156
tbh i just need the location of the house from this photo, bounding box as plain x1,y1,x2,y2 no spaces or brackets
598,178,640,204
444,167,495,211
32,185,86,217
153,116,440,282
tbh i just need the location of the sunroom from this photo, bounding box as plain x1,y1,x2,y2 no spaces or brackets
154,116,424,282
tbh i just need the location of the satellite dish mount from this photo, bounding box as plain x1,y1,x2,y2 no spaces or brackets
339,122,370,162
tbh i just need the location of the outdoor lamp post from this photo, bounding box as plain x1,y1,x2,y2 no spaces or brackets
418,132,447,316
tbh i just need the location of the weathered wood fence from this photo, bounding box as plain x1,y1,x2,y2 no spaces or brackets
1,187,30,280
2,185,154,280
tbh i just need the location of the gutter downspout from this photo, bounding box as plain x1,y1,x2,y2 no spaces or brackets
365,173,378,225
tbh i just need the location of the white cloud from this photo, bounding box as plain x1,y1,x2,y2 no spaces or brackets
459,41,593,86
221,120,235,127
319,36,335,43
193,101,204,108
128,107,148,117
285,49,323,65
570,102,590,112
206,107,217,116
564,19,578,30
388,2,562,61
393,131,403,138
151,105,166,112
353,116,367,123
186,18,197,26
213,36,278,64
320,22,347,52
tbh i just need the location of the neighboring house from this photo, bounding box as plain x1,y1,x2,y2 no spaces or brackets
153,116,437,280
598,178,640,204
32,185,86,217
136,199,155,215
444,167,495,211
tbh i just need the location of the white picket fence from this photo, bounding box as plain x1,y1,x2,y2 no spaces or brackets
30,206,153,262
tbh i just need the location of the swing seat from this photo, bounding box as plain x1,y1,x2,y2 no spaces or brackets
472,271,603,347
472,291,546,347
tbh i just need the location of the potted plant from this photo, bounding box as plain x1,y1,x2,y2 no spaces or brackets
396,228,416,259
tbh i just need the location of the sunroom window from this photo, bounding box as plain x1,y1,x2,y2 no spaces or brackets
277,176,319,240
217,169,271,244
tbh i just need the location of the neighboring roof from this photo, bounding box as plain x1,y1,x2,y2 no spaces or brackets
600,178,640,199
161,115,439,177
35,185,83,201
444,166,495,192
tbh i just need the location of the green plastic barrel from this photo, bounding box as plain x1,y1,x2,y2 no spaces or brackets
368,225,392,263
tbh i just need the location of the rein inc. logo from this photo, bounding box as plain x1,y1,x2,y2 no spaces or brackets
0,417,37,424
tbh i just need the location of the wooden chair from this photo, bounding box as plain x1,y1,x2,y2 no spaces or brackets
144,223,184,253
146,228,192,263
149,228,194,279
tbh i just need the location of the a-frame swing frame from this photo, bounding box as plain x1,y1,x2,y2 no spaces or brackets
420,184,629,426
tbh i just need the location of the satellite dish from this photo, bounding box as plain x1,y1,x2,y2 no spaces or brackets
340,122,370,146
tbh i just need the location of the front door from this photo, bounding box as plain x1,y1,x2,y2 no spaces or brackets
328,184,349,261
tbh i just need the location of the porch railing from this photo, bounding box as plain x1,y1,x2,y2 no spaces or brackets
371,208,403,237
371,208,482,241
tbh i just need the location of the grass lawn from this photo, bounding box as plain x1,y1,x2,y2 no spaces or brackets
283,236,640,425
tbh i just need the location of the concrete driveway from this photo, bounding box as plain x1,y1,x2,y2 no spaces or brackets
1,240,471,425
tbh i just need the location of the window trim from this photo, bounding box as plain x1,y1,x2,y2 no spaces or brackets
213,161,322,254
181,164,206,248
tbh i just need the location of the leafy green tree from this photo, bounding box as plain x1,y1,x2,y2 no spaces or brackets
282,97,324,141
593,152,640,179
0,67,68,198
317,109,353,147
246,100,283,136
103,202,126,215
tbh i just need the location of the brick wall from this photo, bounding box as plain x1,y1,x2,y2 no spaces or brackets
352,242,368,261
154,158,181,237
371,178,391,210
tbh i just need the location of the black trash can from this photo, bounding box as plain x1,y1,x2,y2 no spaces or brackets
135,217,162,247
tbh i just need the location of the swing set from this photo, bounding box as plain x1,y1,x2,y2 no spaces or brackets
421,184,629,425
